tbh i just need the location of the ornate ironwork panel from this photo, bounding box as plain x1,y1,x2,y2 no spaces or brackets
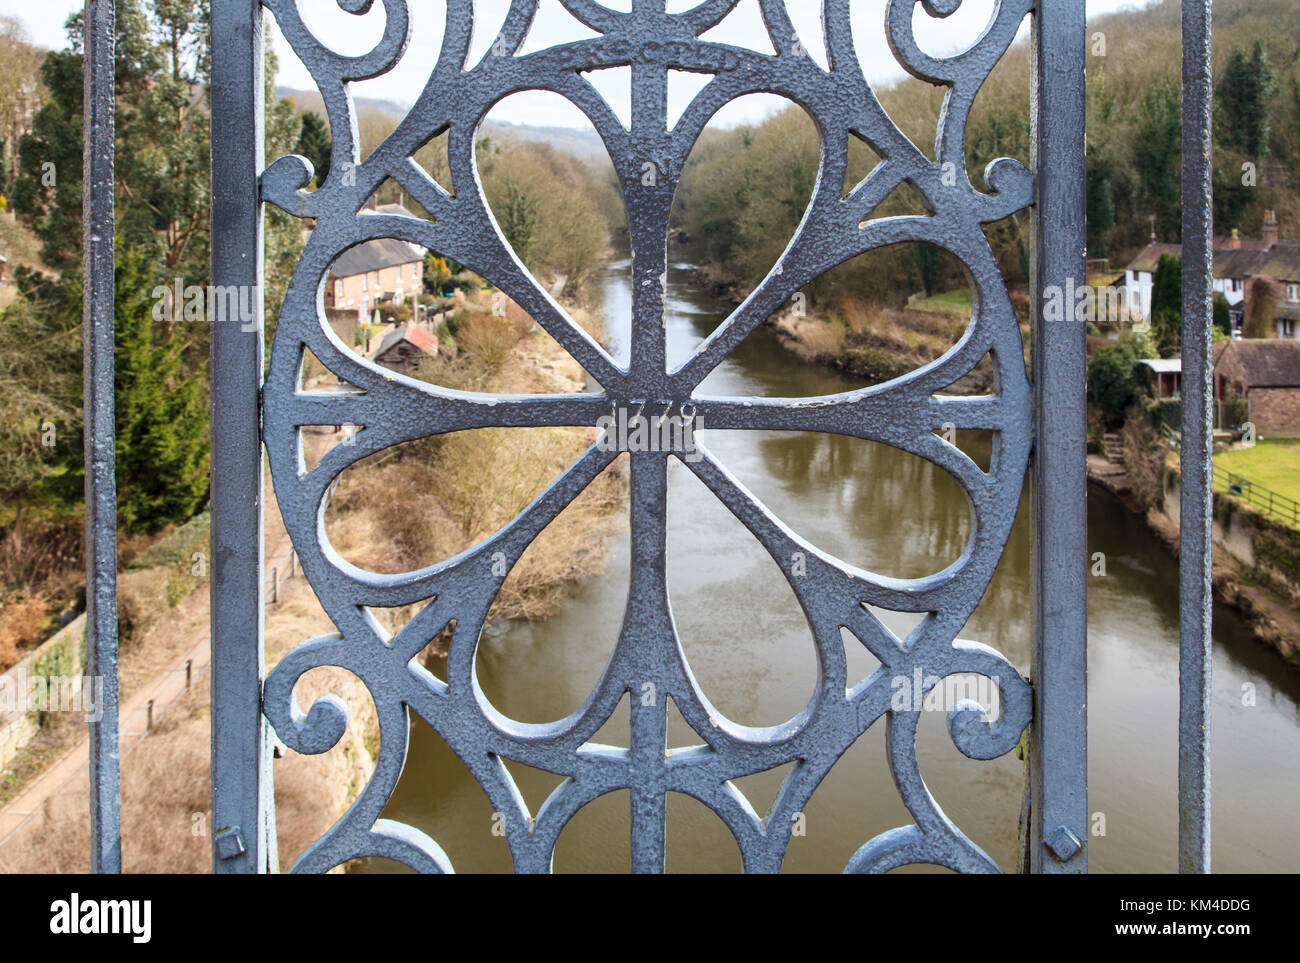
240,0,1071,874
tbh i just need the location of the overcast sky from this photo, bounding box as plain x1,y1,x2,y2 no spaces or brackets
1,0,1156,127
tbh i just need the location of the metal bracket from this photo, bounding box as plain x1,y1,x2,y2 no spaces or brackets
215,826,247,861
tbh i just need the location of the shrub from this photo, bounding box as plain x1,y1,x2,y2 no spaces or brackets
1088,342,1142,427
0,592,52,670
455,313,520,370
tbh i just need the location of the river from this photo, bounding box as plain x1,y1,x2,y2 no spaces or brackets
371,257,1300,873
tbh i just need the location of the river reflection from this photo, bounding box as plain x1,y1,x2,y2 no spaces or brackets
362,258,1300,874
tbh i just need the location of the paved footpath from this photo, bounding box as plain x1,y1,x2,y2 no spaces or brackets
0,471,297,847
0,632,212,843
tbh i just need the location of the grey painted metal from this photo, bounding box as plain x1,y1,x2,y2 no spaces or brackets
1178,0,1214,876
210,0,276,874
249,0,1046,874
1027,0,1088,874
82,0,121,875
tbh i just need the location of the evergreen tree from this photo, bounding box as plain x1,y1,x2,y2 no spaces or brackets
12,245,210,532
916,244,942,296
111,246,209,532
1088,342,1142,428
296,111,331,185
12,1,159,272
501,181,538,269
1133,82,1182,242
1151,254,1182,358
1086,162,1115,258
1217,41,1275,159
0,268,82,512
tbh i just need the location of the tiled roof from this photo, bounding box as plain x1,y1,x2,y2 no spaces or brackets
1250,243,1300,284
1212,247,1268,280
1125,243,1182,274
376,322,439,358
1215,339,1300,388
1126,240,1300,283
329,237,423,278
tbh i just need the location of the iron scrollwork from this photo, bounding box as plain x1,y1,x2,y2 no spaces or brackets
260,0,1036,873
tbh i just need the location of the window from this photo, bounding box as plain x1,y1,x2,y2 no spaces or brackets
1288,283,1299,303
362,272,368,291
335,280,343,300
396,263,402,281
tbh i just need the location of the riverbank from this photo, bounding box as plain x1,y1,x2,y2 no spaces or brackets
1087,448,1300,668
0,284,627,871
697,253,1300,669
692,262,1026,394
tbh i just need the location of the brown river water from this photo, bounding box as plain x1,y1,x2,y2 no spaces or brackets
363,257,1300,873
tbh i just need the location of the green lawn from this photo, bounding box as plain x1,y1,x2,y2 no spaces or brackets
1215,439,1300,507
910,289,973,315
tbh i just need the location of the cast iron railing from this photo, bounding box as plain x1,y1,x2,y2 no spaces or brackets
76,0,1218,874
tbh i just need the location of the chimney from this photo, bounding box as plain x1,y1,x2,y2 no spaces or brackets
369,195,378,211
1148,214,1157,243
1226,228,1241,250
1263,209,1279,247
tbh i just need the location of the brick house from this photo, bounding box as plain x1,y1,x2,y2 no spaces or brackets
323,202,426,322
1213,339,1300,436
374,322,439,374
1241,246,1300,339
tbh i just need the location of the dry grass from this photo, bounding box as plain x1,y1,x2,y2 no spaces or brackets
0,286,623,872
769,294,1011,394
454,312,523,370
0,575,374,874
116,568,172,651
0,592,51,669
0,515,81,671
1122,415,1168,510
328,424,624,622
325,289,626,624
0,681,342,873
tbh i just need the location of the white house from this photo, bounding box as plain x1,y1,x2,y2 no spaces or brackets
1123,211,1299,336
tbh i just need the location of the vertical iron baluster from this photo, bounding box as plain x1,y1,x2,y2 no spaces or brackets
1029,0,1089,873
1179,0,1214,875
210,0,275,873
82,0,121,875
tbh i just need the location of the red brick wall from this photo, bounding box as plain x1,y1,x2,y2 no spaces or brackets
1248,387,1300,437
1215,348,1251,398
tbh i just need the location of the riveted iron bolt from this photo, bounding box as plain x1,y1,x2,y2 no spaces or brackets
1045,826,1083,862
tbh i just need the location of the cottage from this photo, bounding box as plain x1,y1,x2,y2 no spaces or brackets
374,322,439,374
1124,211,1300,336
322,201,426,321
1213,339,1300,436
